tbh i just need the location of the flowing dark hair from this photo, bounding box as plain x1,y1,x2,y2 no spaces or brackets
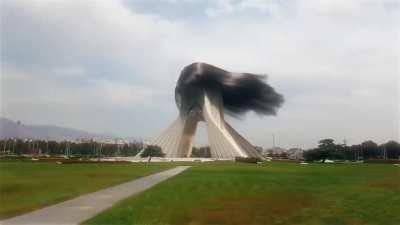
176,62,284,116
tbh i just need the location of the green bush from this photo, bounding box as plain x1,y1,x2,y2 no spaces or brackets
234,157,261,163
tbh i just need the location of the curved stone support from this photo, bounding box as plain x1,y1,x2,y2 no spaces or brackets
151,91,262,159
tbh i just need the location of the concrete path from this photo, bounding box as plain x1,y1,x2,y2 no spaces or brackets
1,166,190,225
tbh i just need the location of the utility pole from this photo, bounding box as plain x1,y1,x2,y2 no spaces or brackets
92,140,96,158
383,144,387,160
95,142,99,161
32,140,35,155
117,142,120,156
12,139,16,155
278,136,281,147
64,141,70,158
343,138,347,161
37,141,40,154
272,134,275,148
354,144,357,161
361,144,364,160
354,147,356,161
356,145,360,161
7,139,11,153
115,138,120,156
68,141,71,158
96,142,102,161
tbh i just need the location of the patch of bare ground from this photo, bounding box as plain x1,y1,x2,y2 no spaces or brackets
182,193,313,225
368,179,400,189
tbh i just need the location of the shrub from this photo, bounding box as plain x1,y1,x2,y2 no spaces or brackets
235,157,261,163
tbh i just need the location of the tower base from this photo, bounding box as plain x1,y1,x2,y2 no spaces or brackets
151,91,262,159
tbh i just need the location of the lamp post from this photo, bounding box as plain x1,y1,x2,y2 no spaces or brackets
3,139,6,153
12,139,16,155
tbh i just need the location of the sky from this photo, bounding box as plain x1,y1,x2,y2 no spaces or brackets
1,0,399,149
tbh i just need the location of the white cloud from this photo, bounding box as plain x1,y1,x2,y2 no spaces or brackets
51,66,86,77
205,0,286,18
92,80,154,106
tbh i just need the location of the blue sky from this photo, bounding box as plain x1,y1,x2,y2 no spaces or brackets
1,0,399,148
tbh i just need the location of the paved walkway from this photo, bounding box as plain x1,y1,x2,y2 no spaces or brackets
1,166,190,225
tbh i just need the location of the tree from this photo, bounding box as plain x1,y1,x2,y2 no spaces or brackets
140,145,165,162
361,140,378,159
303,148,318,162
303,139,346,162
381,141,400,159
318,139,336,163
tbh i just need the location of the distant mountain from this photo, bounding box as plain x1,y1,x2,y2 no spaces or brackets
0,117,113,141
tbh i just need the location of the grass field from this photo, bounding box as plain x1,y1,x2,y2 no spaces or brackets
0,161,174,219
84,162,400,225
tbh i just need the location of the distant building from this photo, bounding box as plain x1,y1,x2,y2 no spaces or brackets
263,147,288,159
287,148,304,160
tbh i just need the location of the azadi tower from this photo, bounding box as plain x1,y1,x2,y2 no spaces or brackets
152,62,283,159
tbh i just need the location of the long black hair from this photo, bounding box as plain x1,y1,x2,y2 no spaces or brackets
175,62,284,116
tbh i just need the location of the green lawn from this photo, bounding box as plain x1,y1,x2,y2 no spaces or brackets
84,162,400,225
0,161,174,219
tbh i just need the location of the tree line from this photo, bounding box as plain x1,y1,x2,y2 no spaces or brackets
304,139,400,162
0,139,143,157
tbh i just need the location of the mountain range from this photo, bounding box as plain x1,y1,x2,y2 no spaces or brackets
0,117,113,141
